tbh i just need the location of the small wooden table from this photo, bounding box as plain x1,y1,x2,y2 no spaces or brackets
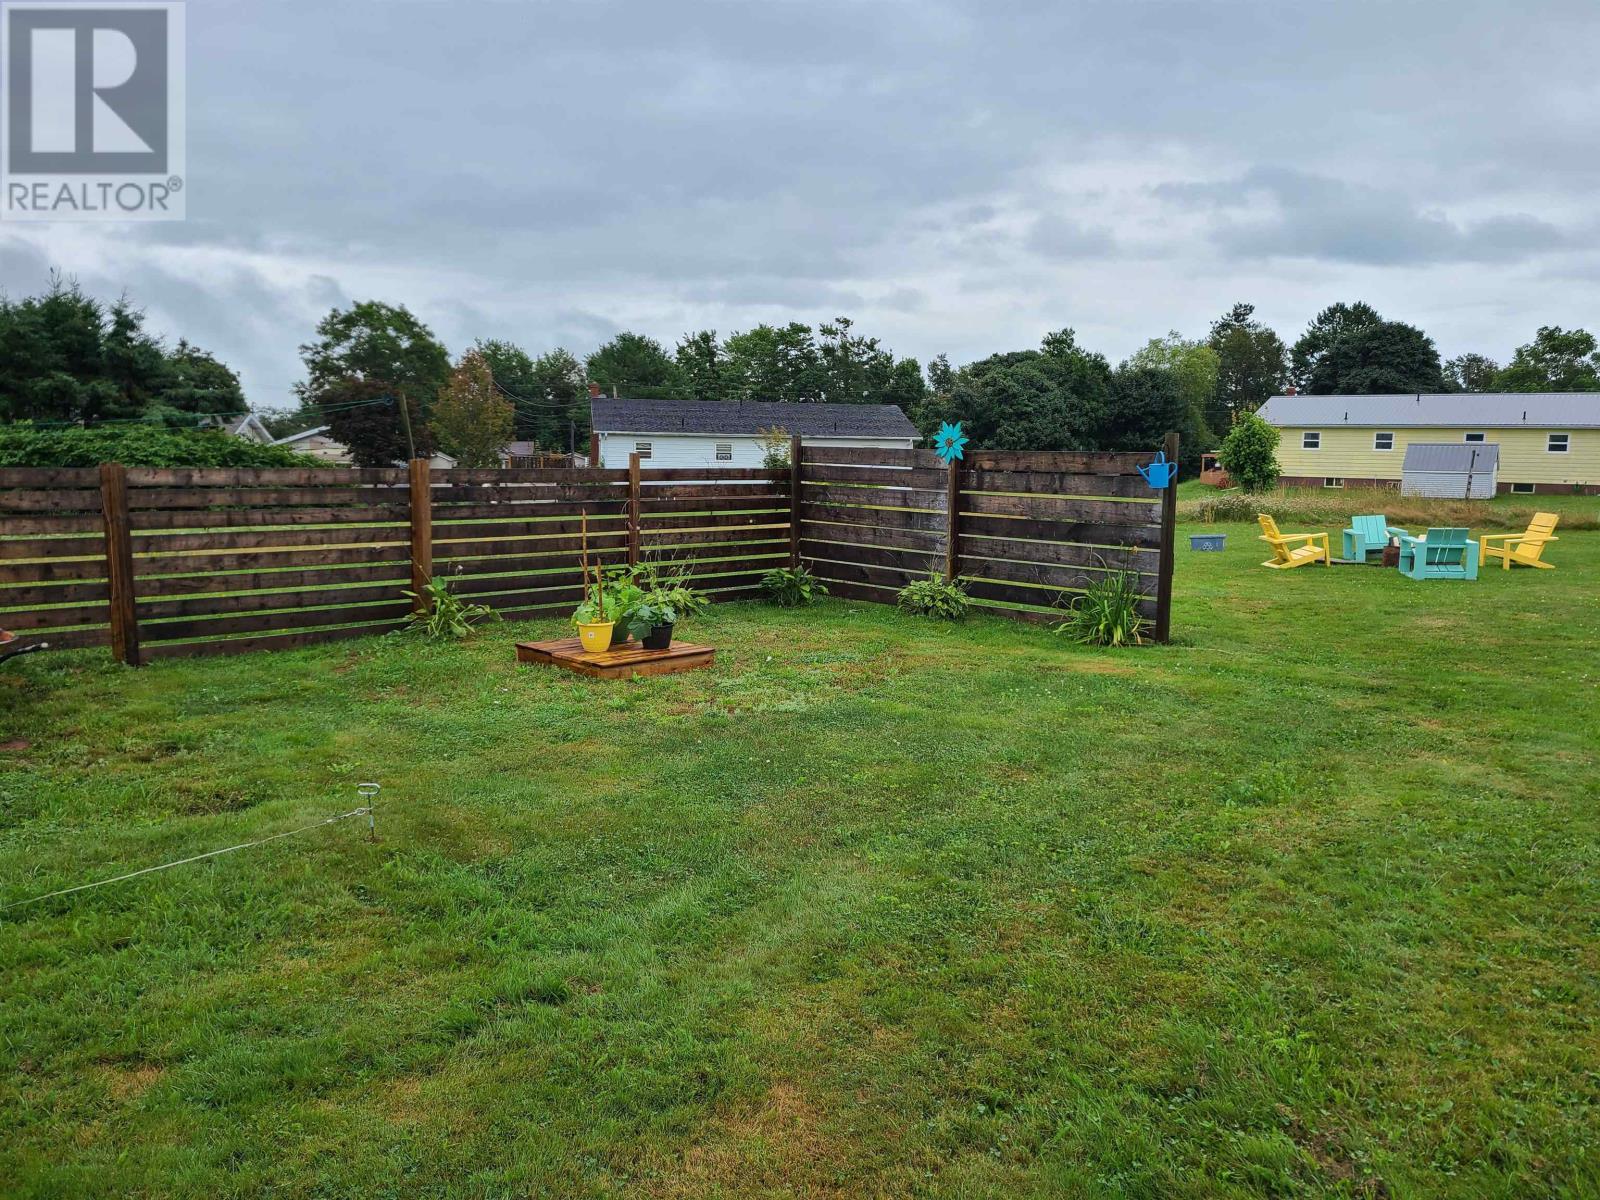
515,636,715,680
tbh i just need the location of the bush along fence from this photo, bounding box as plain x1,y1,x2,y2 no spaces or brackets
0,436,1176,663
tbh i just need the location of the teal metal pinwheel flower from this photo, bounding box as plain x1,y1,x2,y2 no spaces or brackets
934,421,968,465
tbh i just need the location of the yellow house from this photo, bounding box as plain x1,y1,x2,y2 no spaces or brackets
1257,391,1600,496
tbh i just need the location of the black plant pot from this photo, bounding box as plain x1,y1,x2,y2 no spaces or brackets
641,621,674,650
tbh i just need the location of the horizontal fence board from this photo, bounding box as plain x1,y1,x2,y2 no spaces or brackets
137,582,409,621
961,513,1163,550
0,535,107,561
141,599,416,643
818,579,900,606
429,483,626,505
796,519,945,554
132,525,409,554
640,510,791,532
5,624,109,648
800,503,949,535
637,482,785,501
0,602,109,630
957,535,1155,571
437,553,625,581
961,450,1149,475
134,544,409,577
637,467,785,482
131,505,409,530
802,484,947,512
962,469,1157,501
135,564,411,599
433,467,626,484
798,465,950,489
0,558,109,584
800,539,943,575
636,495,789,516
0,580,111,607
961,493,1160,526
429,513,627,536
1,488,101,513
127,486,410,510
800,446,940,468
433,531,630,558
640,525,788,548
125,467,407,487
962,555,1157,594
804,557,924,592
1,514,105,535
141,621,405,661
0,468,101,488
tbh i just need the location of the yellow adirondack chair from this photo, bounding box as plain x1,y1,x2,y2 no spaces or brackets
1257,514,1331,569
1479,512,1561,570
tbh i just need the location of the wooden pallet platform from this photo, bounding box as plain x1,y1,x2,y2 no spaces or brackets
514,636,715,680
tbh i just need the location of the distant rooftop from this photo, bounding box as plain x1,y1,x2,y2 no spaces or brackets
1258,392,1600,428
590,397,917,439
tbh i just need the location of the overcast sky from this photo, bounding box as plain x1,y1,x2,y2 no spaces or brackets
3,0,1597,406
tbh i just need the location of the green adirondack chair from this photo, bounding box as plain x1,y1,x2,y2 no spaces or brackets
1342,514,1408,561
1397,527,1478,580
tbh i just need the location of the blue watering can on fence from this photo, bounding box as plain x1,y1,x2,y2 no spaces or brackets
1138,451,1177,489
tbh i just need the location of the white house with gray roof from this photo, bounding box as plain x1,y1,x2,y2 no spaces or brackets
587,398,918,469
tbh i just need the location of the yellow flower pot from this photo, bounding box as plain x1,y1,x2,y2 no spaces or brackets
576,620,615,654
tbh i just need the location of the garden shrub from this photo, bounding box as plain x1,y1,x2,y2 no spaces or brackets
895,572,970,619
761,564,827,607
1054,569,1147,646
0,425,322,469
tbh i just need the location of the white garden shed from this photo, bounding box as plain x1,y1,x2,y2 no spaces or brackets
1400,442,1499,499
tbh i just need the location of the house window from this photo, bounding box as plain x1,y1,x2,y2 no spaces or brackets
1547,433,1570,453
1373,431,1394,451
634,442,652,460
1323,477,1344,489
715,442,733,461
1464,432,1486,443
1510,482,1535,494
1302,431,1321,450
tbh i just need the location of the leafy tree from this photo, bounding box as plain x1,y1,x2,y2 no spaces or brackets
0,276,172,425
433,352,514,467
723,322,824,401
0,425,320,468
158,339,246,416
921,330,1111,451
1206,303,1288,424
1102,365,1188,453
1493,326,1600,392
1443,352,1500,393
586,332,685,400
296,301,450,461
1216,411,1281,493
471,339,586,450
319,377,431,467
675,330,736,403
1306,321,1444,394
1290,302,1383,389
1122,332,1219,468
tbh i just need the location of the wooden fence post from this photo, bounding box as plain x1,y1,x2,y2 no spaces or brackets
789,434,803,569
98,461,141,666
944,456,962,582
627,452,642,567
408,457,432,610
1154,431,1179,643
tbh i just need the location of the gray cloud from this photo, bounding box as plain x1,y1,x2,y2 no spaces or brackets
3,0,1598,400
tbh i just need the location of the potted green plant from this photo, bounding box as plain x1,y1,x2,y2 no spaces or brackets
626,562,709,650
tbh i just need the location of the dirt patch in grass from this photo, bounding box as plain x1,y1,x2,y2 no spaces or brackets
655,1081,846,1198
101,1062,165,1103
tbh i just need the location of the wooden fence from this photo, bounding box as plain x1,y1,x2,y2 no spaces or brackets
795,434,1177,636
0,437,1175,663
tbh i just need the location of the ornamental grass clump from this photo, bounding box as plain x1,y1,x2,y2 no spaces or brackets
1054,568,1147,647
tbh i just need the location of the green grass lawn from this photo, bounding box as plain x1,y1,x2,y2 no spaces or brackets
3,526,1597,1198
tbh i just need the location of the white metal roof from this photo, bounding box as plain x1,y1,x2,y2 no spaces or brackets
1257,392,1600,429
1401,442,1500,473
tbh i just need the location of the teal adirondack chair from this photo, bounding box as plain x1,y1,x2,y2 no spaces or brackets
1397,527,1478,580
1342,513,1408,561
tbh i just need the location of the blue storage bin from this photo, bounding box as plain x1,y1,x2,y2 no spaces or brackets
1189,534,1226,552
